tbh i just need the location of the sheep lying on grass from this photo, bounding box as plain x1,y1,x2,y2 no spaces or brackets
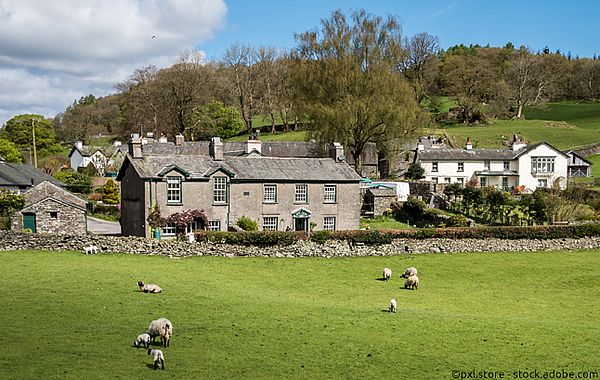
134,333,151,348
137,281,162,293
83,245,98,255
148,349,165,370
147,318,173,344
389,298,397,313
404,275,420,290
383,267,392,281
401,267,417,278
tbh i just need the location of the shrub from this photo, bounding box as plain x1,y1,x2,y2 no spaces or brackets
236,216,258,231
405,163,425,180
100,179,120,205
54,170,92,194
311,230,331,244
446,215,468,227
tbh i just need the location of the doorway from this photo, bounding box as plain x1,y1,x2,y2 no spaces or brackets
23,213,37,233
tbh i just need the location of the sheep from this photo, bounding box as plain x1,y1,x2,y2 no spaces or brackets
147,318,173,344
401,267,417,279
134,333,151,348
404,275,420,290
159,323,171,347
389,298,397,313
382,267,392,281
83,245,98,255
148,348,165,370
137,281,162,293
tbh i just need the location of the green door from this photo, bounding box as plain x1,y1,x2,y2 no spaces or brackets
23,213,37,233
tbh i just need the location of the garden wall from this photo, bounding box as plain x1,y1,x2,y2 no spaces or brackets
1,231,599,258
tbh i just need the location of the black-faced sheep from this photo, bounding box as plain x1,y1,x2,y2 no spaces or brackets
401,267,417,278
159,323,171,347
383,267,392,281
148,348,165,370
389,298,397,313
404,275,419,290
147,318,173,344
138,281,162,293
134,333,151,348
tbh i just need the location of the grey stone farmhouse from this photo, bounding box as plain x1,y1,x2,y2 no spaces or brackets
117,135,362,237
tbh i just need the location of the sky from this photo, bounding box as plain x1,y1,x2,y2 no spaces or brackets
1,0,599,127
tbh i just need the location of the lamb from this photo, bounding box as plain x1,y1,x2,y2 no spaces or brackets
147,318,173,344
148,348,165,370
134,333,151,348
159,323,171,347
401,267,418,278
389,298,397,313
137,281,162,293
83,245,98,255
382,267,392,281
404,275,420,290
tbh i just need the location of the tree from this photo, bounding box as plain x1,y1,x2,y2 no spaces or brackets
405,162,425,180
0,189,25,217
101,179,120,205
291,9,423,173
399,32,440,103
53,170,92,194
0,138,23,163
0,114,61,160
186,101,245,140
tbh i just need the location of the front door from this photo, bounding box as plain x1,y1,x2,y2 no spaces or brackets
23,213,37,233
294,217,308,232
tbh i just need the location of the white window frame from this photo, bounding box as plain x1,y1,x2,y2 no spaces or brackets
484,160,490,170
457,162,464,172
432,162,438,172
323,216,336,231
456,177,464,186
295,184,308,203
186,220,202,233
167,176,182,204
207,220,221,231
538,179,548,188
503,161,510,171
262,216,278,231
501,177,509,191
531,157,555,173
431,177,438,184
324,185,336,203
263,184,277,203
162,223,176,236
480,177,487,187
213,177,227,204
444,177,451,184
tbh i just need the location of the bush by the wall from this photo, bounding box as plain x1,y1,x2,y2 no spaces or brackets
236,216,258,231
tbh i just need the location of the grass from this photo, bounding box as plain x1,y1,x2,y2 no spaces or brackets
1,249,600,379
589,154,600,177
226,130,308,142
360,215,412,229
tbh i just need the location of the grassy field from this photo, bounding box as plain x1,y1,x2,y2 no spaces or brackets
226,130,308,142
1,250,599,379
360,216,412,229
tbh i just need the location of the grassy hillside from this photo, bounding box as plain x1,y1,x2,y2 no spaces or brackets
1,250,599,379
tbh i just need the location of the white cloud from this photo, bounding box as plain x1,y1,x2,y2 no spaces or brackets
0,0,227,125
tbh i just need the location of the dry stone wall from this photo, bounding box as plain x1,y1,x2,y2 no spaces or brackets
1,231,599,258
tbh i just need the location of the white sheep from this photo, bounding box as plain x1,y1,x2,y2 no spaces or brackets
159,323,171,347
147,318,173,343
138,281,162,293
134,333,151,348
389,298,397,313
83,245,98,255
382,267,392,281
401,267,417,278
404,275,420,290
148,348,165,370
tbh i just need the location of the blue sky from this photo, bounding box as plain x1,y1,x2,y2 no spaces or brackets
0,0,598,126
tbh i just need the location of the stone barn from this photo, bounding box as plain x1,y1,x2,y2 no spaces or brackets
362,186,397,217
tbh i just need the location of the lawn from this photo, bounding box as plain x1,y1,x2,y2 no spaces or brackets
1,249,599,379
360,216,412,229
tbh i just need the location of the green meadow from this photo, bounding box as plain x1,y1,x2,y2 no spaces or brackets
1,249,599,379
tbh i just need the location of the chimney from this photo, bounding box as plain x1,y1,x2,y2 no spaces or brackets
329,142,344,161
465,137,473,150
128,133,143,159
210,137,224,160
158,134,168,143
175,134,184,146
511,134,527,151
75,141,83,150
245,138,262,154
417,138,424,152
113,140,122,147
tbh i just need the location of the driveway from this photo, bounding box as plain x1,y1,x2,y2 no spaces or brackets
87,216,121,235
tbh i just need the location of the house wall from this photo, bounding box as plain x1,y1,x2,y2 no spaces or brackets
517,145,568,191
11,198,86,234
120,160,146,237
70,150,84,170
424,159,517,188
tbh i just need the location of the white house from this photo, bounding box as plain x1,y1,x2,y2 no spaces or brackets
68,141,125,176
414,137,569,192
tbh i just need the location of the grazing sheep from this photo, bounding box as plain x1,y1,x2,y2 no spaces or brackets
147,318,173,343
401,267,417,278
404,275,419,290
148,348,165,370
137,281,162,293
382,267,392,281
83,245,98,255
389,298,397,313
134,333,151,348
159,323,171,347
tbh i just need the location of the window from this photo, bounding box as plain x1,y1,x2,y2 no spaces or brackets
480,177,487,187
531,157,555,173
484,160,490,170
457,162,464,172
503,161,510,171
456,177,464,186
323,216,336,231
49,211,58,219
431,177,438,184
167,176,182,204
162,223,176,236
538,179,548,188
264,184,277,203
263,216,278,231
213,177,227,203
502,177,509,191
444,177,451,184
324,185,337,203
186,220,202,233
207,220,221,231
432,162,438,172
295,184,308,203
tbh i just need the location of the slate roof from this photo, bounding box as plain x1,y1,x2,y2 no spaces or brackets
68,145,125,158
0,161,64,187
417,142,567,161
23,181,87,210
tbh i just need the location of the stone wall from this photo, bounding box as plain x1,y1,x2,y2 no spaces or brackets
1,231,599,258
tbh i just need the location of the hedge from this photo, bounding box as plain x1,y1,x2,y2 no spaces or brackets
192,224,600,246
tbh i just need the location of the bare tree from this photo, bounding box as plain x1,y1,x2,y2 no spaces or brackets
399,32,440,103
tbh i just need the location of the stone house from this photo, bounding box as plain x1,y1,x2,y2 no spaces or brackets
117,135,362,238
414,136,569,192
11,181,88,234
